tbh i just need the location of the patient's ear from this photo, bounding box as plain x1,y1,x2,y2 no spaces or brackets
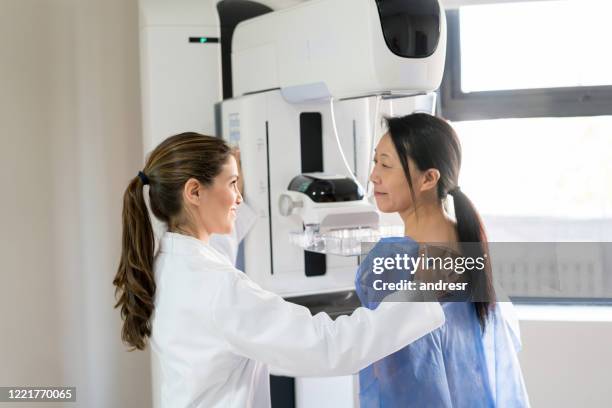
420,168,440,193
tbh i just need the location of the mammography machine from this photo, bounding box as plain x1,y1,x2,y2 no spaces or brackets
141,0,446,297
140,0,446,405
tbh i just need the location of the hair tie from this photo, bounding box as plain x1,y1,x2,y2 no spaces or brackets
449,186,461,195
137,170,150,185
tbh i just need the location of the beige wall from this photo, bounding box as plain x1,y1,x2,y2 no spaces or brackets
0,1,151,406
520,320,612,408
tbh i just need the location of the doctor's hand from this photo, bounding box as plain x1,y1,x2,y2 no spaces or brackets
413,245,468,301
231,147,244,196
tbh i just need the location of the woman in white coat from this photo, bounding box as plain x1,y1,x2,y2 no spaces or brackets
113,132,445,408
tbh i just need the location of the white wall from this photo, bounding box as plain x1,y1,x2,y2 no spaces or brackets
519,318,612,408
0,1,151,406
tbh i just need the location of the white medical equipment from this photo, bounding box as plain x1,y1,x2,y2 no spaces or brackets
219,0,446,297
140,0,445,297
140,0,445,295
140,0,446,406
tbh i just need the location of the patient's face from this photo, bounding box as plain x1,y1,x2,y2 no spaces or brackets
369,133,419,213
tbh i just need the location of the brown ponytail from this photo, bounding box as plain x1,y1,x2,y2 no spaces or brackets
113,132,231,350
113,176,156,350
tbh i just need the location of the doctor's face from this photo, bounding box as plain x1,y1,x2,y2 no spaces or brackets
369,133,419,213
198,155,243,235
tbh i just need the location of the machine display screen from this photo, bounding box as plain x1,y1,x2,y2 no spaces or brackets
375,0,441,58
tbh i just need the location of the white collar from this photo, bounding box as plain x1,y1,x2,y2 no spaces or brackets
159,231,234,267
159,232,211,256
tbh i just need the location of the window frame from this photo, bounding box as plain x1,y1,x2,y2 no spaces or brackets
440,9,612,121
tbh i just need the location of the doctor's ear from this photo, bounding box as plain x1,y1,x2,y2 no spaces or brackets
183,178,203,206
419,168,440,193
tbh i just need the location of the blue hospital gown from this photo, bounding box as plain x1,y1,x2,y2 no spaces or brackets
355,237,530,408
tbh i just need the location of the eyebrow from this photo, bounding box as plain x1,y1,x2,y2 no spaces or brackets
374,148,391,159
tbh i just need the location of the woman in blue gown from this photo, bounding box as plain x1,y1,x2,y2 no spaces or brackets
356,113,530,407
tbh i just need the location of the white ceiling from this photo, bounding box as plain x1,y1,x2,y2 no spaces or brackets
257,0,560,12
443,0,558,9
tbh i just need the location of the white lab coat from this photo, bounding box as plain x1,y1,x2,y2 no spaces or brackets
150,232,445,408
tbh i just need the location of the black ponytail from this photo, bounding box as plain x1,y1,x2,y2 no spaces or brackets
449,188,495,330
387,113,495,330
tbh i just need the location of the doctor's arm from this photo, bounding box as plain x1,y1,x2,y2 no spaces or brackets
211,269,445,377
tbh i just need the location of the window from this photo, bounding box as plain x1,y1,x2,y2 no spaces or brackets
441,1,612,121
460,1,612,92
455,116,612,241
440,1,612,303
